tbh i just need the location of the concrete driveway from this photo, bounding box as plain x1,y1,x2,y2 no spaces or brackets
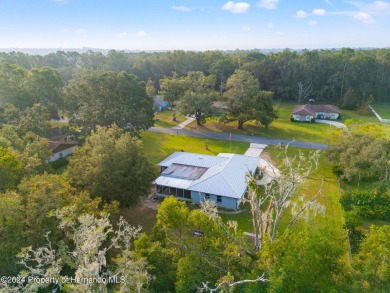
315,119,348,131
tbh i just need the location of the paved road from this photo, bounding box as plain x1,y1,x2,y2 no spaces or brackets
148,127,328,150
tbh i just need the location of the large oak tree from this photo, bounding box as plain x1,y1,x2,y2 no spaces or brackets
224,69,278,129
66,125,156,207
65,71,154,134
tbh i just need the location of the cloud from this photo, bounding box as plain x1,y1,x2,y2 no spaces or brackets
295,10,308,18
63,28,69,33
312,8,326,15
257,0,279,10
367,1,390,14
136,30,146,37
172,5,191,12
371,1,390,10
353,11,375,23
267,22,274,28
242,26,251,31
75,28,86,34
307,20,318,25
119,32,128,37
222,1,250,14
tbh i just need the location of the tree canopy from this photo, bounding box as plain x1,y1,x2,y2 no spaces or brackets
65,71,154,134
224,69,278,129
327,125,390,182
66,125,156,207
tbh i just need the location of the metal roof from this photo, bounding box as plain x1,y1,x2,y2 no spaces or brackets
155,152,261,199
162,163,208,180
154,176,193,189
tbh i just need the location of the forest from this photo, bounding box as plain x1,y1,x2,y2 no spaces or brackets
0,48,389,292
1,48,390,106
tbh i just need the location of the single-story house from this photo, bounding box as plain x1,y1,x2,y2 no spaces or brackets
154,152,261,210
154,96,169,112
292,104,340,121
48,141,75,162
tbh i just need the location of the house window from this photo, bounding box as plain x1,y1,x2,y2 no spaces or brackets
177,189,184,198
184,190,191,199
216,196,222,203
59,152,63,158
205,193,210,200
169,188,177,197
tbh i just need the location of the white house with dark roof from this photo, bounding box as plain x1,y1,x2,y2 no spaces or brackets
48,141,75,162
292,104,340,122
154,152,261,209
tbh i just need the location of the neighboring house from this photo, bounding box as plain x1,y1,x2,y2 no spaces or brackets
48,141,75,162
154,96,169,112
154,152,261,210
292,104,340,122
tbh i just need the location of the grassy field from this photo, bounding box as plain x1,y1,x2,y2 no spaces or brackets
267,146,344,232
140,131,249,165
186,102,390,141
153,110,187,128
187,103,334,143
370,103,390,119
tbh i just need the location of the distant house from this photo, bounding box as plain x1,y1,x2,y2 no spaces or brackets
48,141,75,162
154,96,169,112
154,152,261,210
292,104,340,122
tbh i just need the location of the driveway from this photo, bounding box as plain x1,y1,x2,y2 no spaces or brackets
315,119,348,131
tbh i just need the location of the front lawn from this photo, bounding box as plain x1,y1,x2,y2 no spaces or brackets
187,103,334,143
153,110,187,128
140,131,249,165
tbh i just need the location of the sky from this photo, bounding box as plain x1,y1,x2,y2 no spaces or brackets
0,0,389,50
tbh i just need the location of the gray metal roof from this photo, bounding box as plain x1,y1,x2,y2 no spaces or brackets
155,152,260,199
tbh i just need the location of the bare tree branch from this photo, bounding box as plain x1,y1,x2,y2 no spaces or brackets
198,274,268,292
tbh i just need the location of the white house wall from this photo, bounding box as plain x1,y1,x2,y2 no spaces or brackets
49,147,74,162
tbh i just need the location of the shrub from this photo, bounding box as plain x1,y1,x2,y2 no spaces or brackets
340,185,390,220
50,156,69,170
310,117,316,123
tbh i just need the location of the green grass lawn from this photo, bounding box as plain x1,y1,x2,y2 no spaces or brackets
50,121,68,128
187,102,335,143
153,110,187,128
186,102,390,142
370,103,390,119
220,204,253,232
141,131,249,165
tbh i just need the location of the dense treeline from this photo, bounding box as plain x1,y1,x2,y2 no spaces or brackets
1,48,390,106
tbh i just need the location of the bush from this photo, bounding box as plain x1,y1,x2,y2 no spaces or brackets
50,157,69,170
340,185,390,220
290,116,295,122
310,117,316,123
